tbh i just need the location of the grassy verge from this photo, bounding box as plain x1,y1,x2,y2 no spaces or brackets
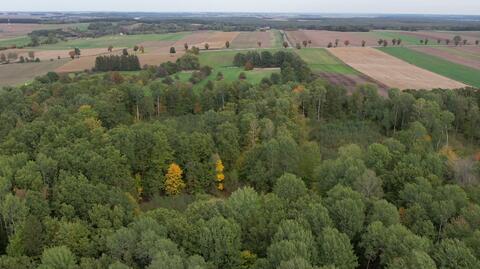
378,47,480,87
0,36,31,47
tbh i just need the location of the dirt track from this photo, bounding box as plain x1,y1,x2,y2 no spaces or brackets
328,47,467,90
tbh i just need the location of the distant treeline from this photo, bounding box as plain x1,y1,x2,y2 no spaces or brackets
94,55,141,72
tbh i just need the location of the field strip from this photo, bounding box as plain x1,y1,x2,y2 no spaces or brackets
379,47,480,88
328,47,467,90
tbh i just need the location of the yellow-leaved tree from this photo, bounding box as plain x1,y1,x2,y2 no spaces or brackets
164,163,185,195
215,159,225,191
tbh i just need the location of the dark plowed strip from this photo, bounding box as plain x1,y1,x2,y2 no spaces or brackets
319,72,390,96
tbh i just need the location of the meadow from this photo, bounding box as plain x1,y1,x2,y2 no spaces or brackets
379,47,480,88
294,48,358,74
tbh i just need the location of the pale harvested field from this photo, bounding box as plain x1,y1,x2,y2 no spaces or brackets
175,31,240,49
137,40,177,54
0,23,76,39
411,46,480,70
286,30,379,47
328,47,467,90
230,31,273,48
0,59,69,86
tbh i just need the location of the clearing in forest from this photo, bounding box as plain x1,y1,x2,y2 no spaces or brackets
329,47,467,90
379,47,480,88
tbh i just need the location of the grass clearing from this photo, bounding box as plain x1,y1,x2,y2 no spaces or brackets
38,32,191,50
271,29,284,48
378,47,480,87
295,48,358,74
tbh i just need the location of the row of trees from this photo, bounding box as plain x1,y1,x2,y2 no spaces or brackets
94,55,141,72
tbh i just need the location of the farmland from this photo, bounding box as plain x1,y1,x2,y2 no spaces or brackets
0,36,31,47
286,30,380,47
294,48,358,74
38,32,190,50
329,47,466,90
379,47,480,88
411,46,480,70
230,31,274,49
0,59,69,86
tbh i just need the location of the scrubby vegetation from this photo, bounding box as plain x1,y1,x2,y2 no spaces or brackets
0,46,480,269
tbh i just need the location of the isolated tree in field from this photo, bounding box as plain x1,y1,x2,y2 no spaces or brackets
133,45,139,52
476,40,479,45
327,42,333,48
68,51,76,59
122,48,128,55
308,40,312,45
108,45,113,52
420,39,424,45
361,40,366,47
7,52,17,61
74,48,81,58
139,46,145,53
225,41,230,48
303,40,308,47
424,39,429,45
335,39,339,47
239,72,247,80
392,39,397,45
28,51,35,59
397,39,402,45
283,41,288,48
446,39,451,45
383,40,388,47
453,35,462,46
244,60,254,71
204,43,210,50
378,39,383,46
437,39,441,44
463,39,468,45
296,43,302,49
258,41,262,47
184,43,189,50
169,47,176,56
164,163,185,195
344,40,350,46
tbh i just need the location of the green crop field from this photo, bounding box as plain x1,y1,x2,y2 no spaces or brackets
294,48,358,74
37,32,190,50
271,29,284,48
198,48,280,67
379,47,480,87
0,36,31,47
373,31,422,45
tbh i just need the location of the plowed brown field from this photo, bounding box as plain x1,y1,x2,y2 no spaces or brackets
328,47,467,90
286,30,379,47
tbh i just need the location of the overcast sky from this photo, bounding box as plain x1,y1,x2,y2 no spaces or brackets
2,0,480,15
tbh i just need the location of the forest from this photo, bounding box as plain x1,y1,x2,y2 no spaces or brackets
0,49,480,269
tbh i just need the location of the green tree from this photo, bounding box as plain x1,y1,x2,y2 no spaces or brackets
38,246,77,269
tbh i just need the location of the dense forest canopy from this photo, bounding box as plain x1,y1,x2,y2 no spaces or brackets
0,51,480,269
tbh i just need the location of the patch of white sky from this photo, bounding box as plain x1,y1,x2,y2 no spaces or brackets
2,0,480,15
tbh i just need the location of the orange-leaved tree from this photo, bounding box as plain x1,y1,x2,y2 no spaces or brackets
165,163,185,195
215,159,225,191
